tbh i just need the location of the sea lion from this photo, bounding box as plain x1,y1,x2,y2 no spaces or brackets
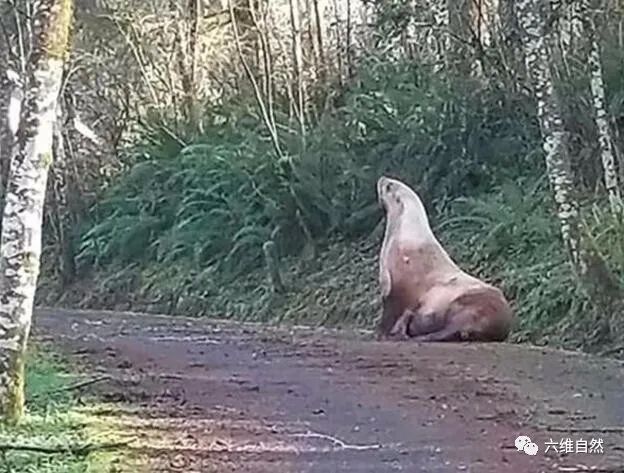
376,176,513,342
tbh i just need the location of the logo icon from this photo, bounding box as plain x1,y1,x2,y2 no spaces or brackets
515,435,539,456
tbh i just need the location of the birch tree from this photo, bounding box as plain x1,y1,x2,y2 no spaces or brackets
289,0,306,142
431,0,451,72
1,70,23,203
518,0,623,338
310,0,326,83
0,0,74,423
518,0,582,264
580,0,622,213
557,1,583,56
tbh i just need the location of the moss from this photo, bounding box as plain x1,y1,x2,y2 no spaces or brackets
0,345,26,425
40,151,54,169
24,251,40,274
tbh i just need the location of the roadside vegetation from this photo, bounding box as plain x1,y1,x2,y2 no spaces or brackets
0,1,617,356
39,54,624,354
0,347,130,472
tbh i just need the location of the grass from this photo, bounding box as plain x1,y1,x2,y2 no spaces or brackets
0,346,132,473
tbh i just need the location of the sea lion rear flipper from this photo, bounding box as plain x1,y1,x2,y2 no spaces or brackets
411,325,463,342
406,309,446,337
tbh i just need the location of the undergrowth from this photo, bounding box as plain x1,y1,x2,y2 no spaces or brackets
39,179,624,353
72,62,539,277
38,52,624,353
0,347,129,473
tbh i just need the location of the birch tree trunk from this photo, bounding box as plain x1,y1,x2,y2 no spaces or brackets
289,0,306,142
1,72,23,216
431,0,450,72
187,0,201,131
311,0,326,84
558,1,583,57
517,0,582,266
0,0,74,423
580,1,622,213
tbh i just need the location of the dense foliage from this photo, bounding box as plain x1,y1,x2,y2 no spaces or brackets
39,17,624,352
77,62,541,272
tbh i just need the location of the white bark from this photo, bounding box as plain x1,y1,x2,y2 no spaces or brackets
431,0,450,72
0,0,73,422
473,0,498,49
558,1,583,56
405,0,418,47
517,0,582,267
588,40,621,211
289,0,306,139
581,2,622,212
3,71,23,199
6,71,23,138
311,0,327,80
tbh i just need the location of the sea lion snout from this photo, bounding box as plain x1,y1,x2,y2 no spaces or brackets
377,176,388,193
377,177,386,206
378,176,408,211
377,176,394,203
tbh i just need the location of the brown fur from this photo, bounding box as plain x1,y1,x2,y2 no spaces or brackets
376,176,513,342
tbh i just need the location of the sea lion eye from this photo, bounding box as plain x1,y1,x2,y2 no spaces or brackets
386,183,392,192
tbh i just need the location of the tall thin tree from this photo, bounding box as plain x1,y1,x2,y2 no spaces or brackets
518,0,582,266
0,0,74,423
431,0,451,72
580,0,622,213
289,0,306,142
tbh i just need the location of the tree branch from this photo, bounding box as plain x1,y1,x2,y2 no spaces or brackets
30,375,112,399
0,439,133,455
228,0,282,158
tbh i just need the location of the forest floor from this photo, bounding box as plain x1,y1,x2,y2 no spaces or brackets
33,307,624,473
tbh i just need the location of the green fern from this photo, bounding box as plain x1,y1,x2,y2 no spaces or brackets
69,50,624,349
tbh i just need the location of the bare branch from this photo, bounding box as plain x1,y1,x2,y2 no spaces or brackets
0,439,134,455
228,0,282,158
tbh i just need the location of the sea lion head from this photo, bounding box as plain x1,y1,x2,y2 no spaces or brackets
377,176,428,222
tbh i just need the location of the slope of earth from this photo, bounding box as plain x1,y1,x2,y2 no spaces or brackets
33,308,624,473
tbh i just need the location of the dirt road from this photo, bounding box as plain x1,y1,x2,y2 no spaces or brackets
33,308,624,472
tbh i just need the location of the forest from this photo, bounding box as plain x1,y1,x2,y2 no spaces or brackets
9,0,621,351
1,1,624,471
3,0,624,346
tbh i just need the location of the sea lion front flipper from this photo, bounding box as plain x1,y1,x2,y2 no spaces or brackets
379,260,392,299
388,309,414,341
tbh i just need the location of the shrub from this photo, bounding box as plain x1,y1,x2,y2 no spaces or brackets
77,61,542,278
